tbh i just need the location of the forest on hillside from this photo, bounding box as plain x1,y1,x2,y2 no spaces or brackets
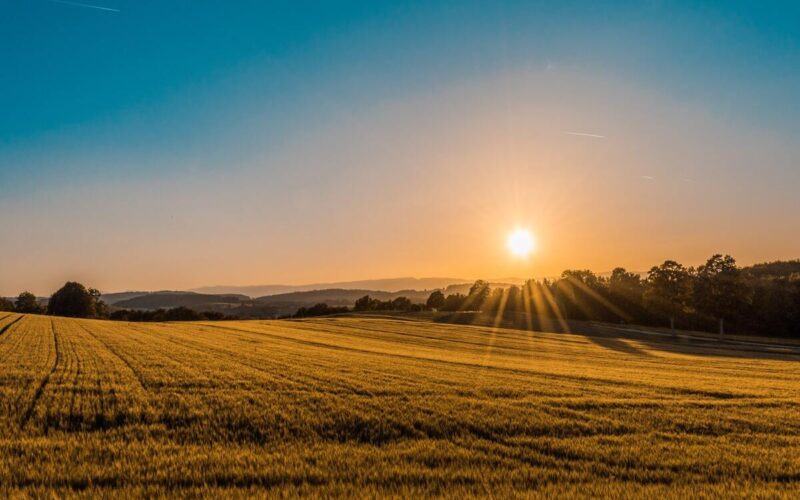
311,256,800,338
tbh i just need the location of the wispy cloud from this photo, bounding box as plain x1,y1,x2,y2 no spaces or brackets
563,131,605,139
50,0,120,12
641,175,655,180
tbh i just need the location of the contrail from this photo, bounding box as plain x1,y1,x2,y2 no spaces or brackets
50,0,120,12
563,131,606,139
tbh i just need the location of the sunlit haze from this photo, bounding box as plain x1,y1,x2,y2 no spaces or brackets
1,1,799,295
507,229,536,258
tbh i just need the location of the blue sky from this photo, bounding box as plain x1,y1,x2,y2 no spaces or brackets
1,1,799,293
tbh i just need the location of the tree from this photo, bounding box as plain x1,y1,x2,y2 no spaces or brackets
0,297,13,312
609,268,644,303
353,295,375,311
552,270,610,321
14,291,43,314
505,285,522,313
89,288,110,318
465,280,491,311
440,293,466,312
425,290,445,310
390,296,412,311
484,288,505,314
644,261,692,331
561,270,602,289
294,303,349,318
608,267,647,322
47,282,102,318
694,254,747,336
523,279,557,318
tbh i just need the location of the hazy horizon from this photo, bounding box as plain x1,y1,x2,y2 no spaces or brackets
2,1,799,296
5,256,792,297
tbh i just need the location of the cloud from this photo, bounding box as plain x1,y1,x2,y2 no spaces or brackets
641,175,655,180
563,131,605,139
49,0,120,12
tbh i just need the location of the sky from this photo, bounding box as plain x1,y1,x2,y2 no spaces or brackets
1,0,799,295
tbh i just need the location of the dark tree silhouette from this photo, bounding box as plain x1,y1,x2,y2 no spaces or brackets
465,280,490,311
505,285,522,313
440,293,466,311
426,290,445,310
47,282,106,318
694,254,746,336
110,307,236,322
609,267,644,303
294,303,350,318
645,261,692,331
353,295,375,311
14,291,43,314
391,297,412,311
0,297,13,312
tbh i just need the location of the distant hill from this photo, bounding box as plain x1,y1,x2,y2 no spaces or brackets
191,277,468,298
108,288,435,318
100,291,150,305
255,288,432,311
113,291,248,310
743,260,800,279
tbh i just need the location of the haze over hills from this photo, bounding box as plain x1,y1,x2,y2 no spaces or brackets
110,288,436,318
190,277,472,298
106,281,528,318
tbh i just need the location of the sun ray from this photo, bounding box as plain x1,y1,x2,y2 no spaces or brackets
563,275,633,322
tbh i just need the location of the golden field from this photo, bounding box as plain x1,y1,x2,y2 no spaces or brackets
0,312,799,497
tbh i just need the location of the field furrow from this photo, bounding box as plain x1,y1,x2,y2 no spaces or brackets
0,314,799,497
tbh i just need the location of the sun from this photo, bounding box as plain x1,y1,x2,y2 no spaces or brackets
507,228,536,258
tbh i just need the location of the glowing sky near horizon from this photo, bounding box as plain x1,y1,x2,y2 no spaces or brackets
1,1,799,295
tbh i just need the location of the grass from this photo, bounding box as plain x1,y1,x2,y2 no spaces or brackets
0,312,799,497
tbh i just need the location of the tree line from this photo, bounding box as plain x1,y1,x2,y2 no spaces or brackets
296,255,800,338
4,255,799,337
0,282,108,318
109,307,234,322
0,282,232,322
433,255,799,337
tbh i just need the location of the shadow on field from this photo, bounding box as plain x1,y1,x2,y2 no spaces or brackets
584,335,652,357
430,312,800,361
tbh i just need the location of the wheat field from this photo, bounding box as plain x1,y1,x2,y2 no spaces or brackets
0,312,798,497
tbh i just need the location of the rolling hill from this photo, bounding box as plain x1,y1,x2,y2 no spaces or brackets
110,288,435,317
191,277,469,297
112,291,248,310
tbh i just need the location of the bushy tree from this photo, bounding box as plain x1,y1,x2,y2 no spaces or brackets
505,285,522,313
440,293,466,312
483,288,505,314
90,288,110,318
523,279,559,318
465,280,490,311
391,297,412,311
694,254,747,335
645,261,692,330
0,297,13,312
553,270,613,321
47,282,107,318
608,267,647,322
425,290,445,310
609,268,644,303
354,295,375,311
14,291,43,314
